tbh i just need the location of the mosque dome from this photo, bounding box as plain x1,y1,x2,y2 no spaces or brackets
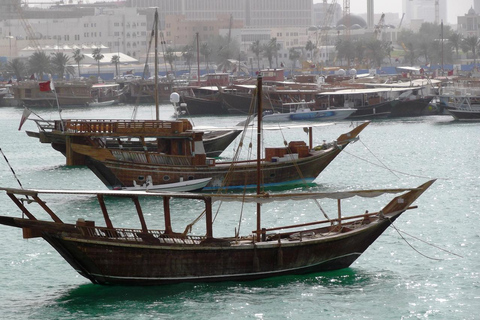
336,14,368,29
468,7,476,15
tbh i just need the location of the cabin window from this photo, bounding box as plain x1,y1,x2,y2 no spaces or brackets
138,176,145,181
188,176,195,180
163,175,170,181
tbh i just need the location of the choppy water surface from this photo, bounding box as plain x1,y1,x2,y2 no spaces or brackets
0,104,478,319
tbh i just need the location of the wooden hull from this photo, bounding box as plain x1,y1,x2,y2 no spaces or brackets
220,91,273,114
74,122,369,190
87,146,342,190
180,95,228,115
0,210,402,285
0,179,434,286
346,100,392,120
389,97,434,117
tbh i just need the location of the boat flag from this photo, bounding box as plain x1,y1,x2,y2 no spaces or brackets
18,107,32,131
39,81,51,92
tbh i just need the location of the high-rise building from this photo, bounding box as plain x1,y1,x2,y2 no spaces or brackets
127,0,313,28
402,0,447,24
0,0,20,21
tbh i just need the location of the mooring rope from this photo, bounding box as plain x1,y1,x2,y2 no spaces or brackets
341,141,445,181
389,221,463,260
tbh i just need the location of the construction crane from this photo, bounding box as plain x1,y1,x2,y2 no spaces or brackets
16,2,42,52
398,13,405,29
314,0,337,64
343,0,350,38
435,0,439,24
374,13,385,41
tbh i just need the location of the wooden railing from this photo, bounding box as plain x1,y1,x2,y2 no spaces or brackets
111,150,192,165
79,225,205,245
51,119,192,134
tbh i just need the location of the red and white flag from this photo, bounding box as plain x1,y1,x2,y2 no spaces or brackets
18,108,32,131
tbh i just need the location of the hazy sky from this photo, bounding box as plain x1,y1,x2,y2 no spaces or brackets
313,0,475,24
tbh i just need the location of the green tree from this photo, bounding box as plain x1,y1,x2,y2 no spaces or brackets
335,39,355,66
305,40,316,61
72,49,85,79
6,58,27,81
200,42,212,73
250,40,262,71
111,54,120,78
463,35,480,65
366,39,386,68
262,41,275,69
92,48,104,79
164,46,176,75
269,37,280,68
50,52,75,80
449,32,462,60
182,45,195,76
288,47,301,74
28,51,51,80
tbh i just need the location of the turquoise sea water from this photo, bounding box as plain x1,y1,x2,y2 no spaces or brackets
0,104,478,319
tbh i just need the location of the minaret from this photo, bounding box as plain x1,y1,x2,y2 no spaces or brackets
367,0,374,29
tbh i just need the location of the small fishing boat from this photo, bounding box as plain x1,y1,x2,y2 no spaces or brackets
88,99,117,107
120,176,212,192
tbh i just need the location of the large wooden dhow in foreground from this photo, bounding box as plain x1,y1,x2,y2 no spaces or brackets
0,180,435,285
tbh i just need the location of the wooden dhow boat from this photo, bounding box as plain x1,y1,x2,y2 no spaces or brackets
63,77,369,191
11,80,95,107
0,179,435,285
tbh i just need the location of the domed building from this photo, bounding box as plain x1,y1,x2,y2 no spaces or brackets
458,6,480,38
336,14,367,29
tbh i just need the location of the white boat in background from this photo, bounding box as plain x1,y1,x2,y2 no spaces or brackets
263,100,355,122
120,176,212,192
88,99,117,107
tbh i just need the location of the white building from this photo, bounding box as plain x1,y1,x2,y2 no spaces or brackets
0,7,148,60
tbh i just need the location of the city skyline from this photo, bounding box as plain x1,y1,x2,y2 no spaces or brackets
313,0,474,24
25,0,479,25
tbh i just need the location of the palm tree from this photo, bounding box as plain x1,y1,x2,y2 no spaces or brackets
28,51,51,80
72,49,85,79
200,43,212,73
366,39,386,68
164,47,176,75
250,40,262,71
449,32,462,60
464,36,480,65
404,42,417,66
305,40,316,61
111,55,120,78
288,47,301,75
6,58,27,81
92,48,104,79
182,45,195,76
262,42,275,69
50,52,75,80
269,37,280,68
